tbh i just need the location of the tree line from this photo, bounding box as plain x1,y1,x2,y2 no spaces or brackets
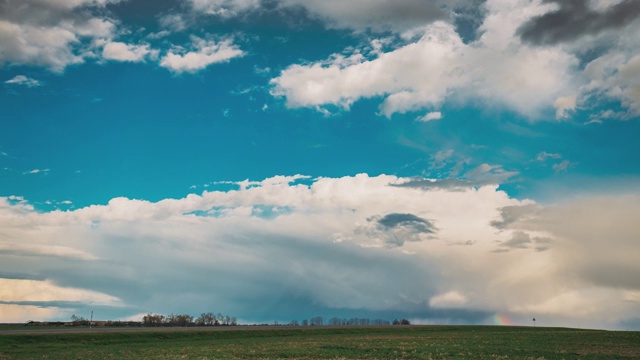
286,317,410,326
62,313,409,328
142,312,238,327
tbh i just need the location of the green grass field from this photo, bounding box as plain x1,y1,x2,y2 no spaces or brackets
1,326,639,359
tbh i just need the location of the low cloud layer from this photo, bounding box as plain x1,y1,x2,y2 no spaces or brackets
1,174,639,329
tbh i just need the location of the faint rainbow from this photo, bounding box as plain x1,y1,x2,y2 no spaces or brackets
493,313,513,326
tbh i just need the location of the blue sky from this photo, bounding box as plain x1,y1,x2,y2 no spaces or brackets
1,0,640,330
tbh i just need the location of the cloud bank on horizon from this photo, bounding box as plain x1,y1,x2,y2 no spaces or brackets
2,175,639,329
1,0,639,329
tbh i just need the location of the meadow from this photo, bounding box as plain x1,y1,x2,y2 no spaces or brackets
1,325,639,359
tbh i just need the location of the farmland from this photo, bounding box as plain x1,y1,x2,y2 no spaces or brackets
0,325,638,359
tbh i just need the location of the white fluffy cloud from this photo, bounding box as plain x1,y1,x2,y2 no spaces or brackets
271,0,579,119
1,174,639,329
269,0,640,120
0,0,119,72
102,42,158,62
160,36,245,73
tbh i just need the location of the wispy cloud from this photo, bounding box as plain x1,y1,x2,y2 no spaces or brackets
5,75,42,88
417,111,442,122
535,152,562,162
160,36,244,74
552,160,573,173
101,41,158,62
23,169,49,175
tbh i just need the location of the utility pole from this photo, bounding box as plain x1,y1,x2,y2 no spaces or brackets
90,311,93,329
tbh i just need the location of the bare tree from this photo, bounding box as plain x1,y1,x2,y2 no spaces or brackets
196,312,215,326
310,316,324,326
142,313,165,327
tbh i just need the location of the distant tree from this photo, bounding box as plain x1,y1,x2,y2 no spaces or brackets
302,319,309,326
196,312,215,326
310,316,324,326
289,320,300,326
400,319,411,325
70,314,88,326
166,314,194,327
142,313,165,327
392,319,400,325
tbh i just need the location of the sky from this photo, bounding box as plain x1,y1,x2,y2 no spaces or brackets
1,0,639,330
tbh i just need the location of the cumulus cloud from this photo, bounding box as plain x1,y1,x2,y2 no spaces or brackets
1,174,638,328
0,0,120,72
4,75,42,88
271,0,580,119
554,94,577,119
102,42,158,62
160,36,244,73
575,52,639,116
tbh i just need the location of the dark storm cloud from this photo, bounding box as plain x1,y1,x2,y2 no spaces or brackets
363,213,438,247
518,0,640,45
376,213,436,234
